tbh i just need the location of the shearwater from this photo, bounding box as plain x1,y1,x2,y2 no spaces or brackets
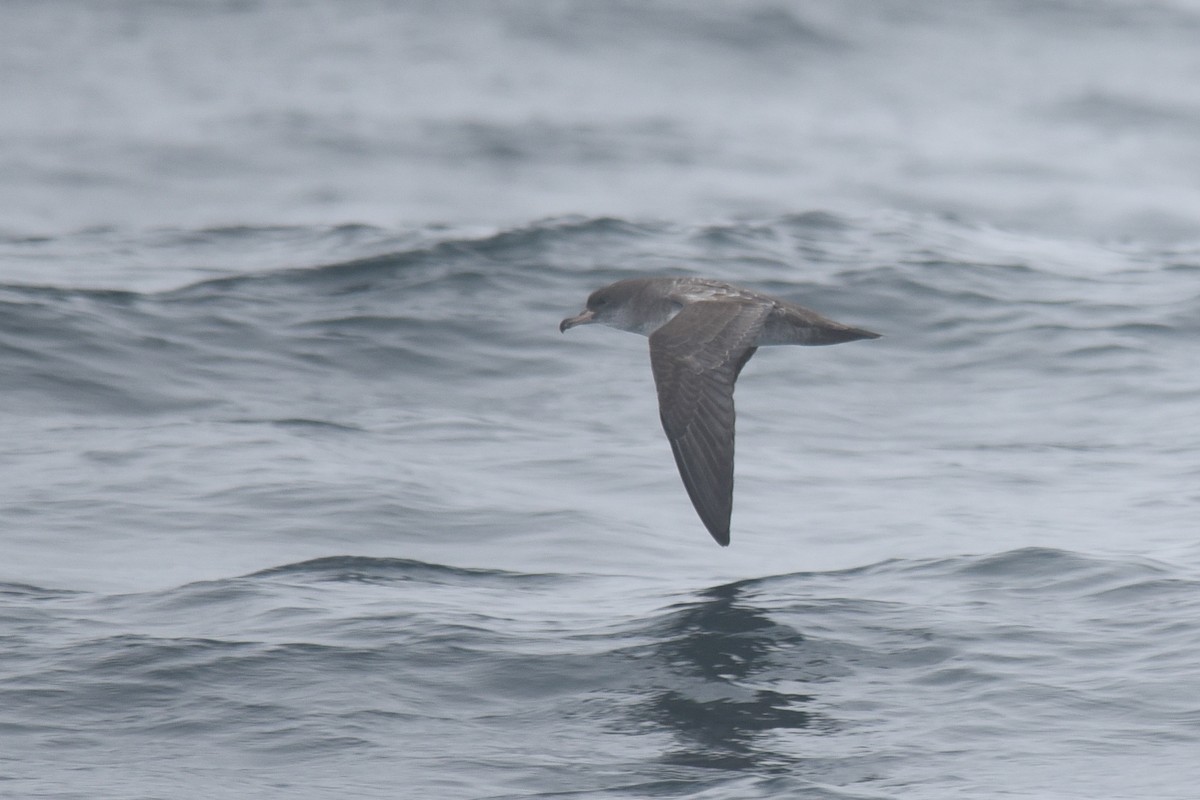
560,276,880,546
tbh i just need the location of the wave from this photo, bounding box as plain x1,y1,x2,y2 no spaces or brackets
6,546,1198,789
1,213,1194,419
246,555,561,587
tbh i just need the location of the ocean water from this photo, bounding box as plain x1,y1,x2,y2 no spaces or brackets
3,2,1200,798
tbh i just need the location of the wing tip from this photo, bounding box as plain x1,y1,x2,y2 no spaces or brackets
707,526,731,547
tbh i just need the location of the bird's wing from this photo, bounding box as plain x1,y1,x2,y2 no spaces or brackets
648,300,770,546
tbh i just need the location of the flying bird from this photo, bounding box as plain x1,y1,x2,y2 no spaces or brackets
560,276,880,546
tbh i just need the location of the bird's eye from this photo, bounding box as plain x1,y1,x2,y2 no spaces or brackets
592,297,608,308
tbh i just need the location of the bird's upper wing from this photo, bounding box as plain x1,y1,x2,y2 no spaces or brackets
648,300,770,546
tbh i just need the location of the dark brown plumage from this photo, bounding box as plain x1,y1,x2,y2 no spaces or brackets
561,277,879,546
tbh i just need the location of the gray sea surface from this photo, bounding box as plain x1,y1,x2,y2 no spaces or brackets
3,2,1200,798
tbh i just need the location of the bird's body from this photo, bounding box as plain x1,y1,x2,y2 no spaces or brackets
560,276,879,546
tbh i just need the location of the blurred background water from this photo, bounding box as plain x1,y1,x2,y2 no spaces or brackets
2,1,1200,798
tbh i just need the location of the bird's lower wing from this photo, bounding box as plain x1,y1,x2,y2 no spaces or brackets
648,301,769,546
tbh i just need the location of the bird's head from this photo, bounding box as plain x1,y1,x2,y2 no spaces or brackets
559,283,622,333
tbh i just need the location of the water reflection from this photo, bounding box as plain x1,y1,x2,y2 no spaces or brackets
638,579,828,769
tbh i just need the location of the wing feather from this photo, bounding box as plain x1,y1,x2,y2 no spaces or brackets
648,301,769,545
